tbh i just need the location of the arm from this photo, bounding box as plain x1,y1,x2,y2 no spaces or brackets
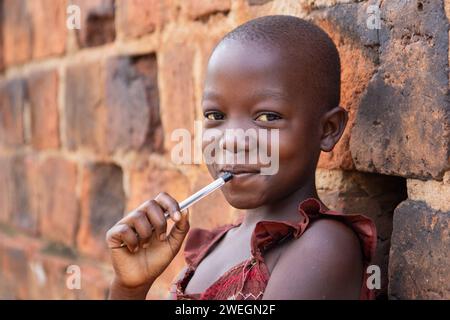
109,277,154,300
262,219,363,300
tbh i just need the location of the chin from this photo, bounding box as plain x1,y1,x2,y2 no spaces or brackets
222,191,267,209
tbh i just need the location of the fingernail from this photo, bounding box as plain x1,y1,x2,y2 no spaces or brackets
133,247,139,253
174,211,181,221
159,234,166,241
142,243,149,249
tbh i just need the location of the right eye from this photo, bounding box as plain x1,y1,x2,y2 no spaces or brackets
204,111,225,121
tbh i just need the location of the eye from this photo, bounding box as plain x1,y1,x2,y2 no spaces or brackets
255,112,282,122
204,111,225,121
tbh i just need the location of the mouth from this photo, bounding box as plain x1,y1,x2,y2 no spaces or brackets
219,166,261,177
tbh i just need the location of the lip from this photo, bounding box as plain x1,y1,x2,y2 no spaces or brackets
219,165,261,176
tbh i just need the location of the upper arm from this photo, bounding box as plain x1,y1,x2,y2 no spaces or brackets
165,265,189,300
262,219,363,300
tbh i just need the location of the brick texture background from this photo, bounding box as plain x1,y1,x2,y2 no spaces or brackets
0,0,448,300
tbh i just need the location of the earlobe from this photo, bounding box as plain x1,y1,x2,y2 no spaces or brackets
319,106,348,152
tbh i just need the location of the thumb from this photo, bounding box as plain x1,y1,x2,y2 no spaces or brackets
167,208,190,246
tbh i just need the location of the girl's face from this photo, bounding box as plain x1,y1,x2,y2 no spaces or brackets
201,41,322,209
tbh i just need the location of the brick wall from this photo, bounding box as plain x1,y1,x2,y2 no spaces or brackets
0,0,448,299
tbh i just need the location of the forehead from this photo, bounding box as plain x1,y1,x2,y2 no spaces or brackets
203,41,300,103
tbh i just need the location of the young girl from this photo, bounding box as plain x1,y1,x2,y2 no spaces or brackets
106,15,377,300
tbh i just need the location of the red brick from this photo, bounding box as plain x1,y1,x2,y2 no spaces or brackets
33,156,79,247
28,0,67,59
311,3,379,171
117,0,164,39
0,5,4,73
159,37,197,151
64,61,104,151
29,253,111,299
127,159,191,212
0,154,37,234
77,163,125,259
0,154,77,239
2,0,33,65
0,78,25,148
0,229,112,299
0,245,29,299
65,55,161,154
2,0,66,66
349,0,449,180
104,54,162,154
26,70,60,150
182,0,231,20
389,200,450,299
72,0,116,48
247,0,273,5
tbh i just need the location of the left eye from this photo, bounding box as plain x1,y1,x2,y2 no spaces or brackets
255,113,282,122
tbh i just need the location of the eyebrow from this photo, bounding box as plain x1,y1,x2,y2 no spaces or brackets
202,89,290,103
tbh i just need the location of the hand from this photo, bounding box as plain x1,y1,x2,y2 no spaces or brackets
106,192,190,289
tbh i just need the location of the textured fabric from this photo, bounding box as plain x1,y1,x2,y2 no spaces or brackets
170,197,377,300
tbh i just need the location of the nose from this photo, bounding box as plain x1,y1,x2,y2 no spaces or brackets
218,123,258,154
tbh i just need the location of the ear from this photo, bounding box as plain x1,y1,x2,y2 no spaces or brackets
319,106,348,152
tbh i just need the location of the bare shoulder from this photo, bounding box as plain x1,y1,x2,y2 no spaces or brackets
263,218,363,300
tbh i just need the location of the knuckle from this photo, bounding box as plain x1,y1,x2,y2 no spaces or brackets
155,192,168,200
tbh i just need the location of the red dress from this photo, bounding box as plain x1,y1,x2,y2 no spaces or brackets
171,197,377,300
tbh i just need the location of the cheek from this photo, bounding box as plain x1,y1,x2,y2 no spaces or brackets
201,128,223,160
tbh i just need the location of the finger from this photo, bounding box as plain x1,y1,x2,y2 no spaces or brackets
130,210,153,248
106,224,139,252
146,200,168,241
167,208,190,246
155,192,181,223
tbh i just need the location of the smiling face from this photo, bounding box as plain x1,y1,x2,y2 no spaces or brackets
201,41,324,209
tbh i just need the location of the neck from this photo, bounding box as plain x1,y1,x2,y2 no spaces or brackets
237,177,320,233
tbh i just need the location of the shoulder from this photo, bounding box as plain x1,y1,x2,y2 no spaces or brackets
263,218,363,299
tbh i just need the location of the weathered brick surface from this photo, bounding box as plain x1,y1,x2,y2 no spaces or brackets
2,0,33,65
0,154,37,234
26,70,60,150
28,0,67,59
65,54,161,154
127,158,191,211
407,171,450,212
64,61,104,151
389,200,450,299
350,0,450,180
182,0,231,20
2,0,66,66
311,2,379,170
0,78,25,148
0,232,113,299
104,54,162,154
116,0,164,39
159,34,197,151
0,1,4,73
77,163,125,259
0,0,448,300
72,0,116,48
34,156,79,247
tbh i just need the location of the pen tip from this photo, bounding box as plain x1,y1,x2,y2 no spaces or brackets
221,171,233,182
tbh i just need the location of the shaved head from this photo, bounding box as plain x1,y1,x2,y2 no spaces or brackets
212,15,341,113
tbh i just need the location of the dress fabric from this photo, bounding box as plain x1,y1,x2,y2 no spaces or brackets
170,197,377,300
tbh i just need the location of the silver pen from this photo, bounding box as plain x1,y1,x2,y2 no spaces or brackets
169,171,233,217
112,172,233,249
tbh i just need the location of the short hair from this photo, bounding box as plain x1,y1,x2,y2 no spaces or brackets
215,15,341,112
